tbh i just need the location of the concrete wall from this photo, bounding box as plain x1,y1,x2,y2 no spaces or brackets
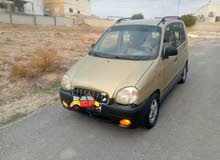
36,16,54,26
0,13,75,26
56,16,73,26
12,15,34,25
0,13,11,23
0,8,7,14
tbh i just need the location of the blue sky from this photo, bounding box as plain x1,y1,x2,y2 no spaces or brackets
91,0,220,18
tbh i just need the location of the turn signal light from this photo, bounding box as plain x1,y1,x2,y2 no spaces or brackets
119,119,132,127
62,101,68,108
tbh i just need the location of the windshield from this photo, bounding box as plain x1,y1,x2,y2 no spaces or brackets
90,25,161,60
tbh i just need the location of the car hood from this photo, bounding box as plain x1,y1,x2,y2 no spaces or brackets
66,55,154,98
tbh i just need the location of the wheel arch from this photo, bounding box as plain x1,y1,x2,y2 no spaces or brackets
152,89,160,99
186,60,188,72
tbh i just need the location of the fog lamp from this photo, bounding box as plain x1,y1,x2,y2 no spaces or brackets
119,119,132,127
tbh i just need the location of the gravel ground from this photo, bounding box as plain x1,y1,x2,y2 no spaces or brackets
0,24,104,124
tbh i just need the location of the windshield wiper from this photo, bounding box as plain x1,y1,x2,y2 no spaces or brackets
89,51,99,56
89,51,111,59
110,55,123,59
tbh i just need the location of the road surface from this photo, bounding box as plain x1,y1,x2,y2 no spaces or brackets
0,37,220,160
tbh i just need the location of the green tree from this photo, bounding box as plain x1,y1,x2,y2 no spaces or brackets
180,14,197,27
131,13,144,20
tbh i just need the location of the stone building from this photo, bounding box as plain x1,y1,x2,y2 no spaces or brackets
44,0,91,17
194,2,220,22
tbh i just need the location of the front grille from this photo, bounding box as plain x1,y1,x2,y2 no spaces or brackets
71,88,109,104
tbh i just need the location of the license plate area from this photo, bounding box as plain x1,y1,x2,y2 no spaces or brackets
72,94,102,112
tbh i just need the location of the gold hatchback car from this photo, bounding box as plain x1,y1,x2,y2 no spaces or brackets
60,16,188,129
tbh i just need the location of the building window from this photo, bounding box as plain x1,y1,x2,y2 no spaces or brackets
208,12,214,17
69,8,73,13
77,10,80,14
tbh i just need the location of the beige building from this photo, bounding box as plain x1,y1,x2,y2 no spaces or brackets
194,2,220,22
44,0,91,17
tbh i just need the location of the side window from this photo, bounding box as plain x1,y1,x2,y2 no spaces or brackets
180,23,186,41
164,26,176,48
173,23,186,46
87,96,94,101
80,96,87,101
173,23,181,46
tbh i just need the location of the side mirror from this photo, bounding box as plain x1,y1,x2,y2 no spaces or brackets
164,47,178,58
91,43,95,48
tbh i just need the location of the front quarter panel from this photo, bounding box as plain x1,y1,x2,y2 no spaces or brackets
135,58,163,104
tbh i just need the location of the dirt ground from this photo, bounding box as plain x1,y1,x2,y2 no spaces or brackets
0,23,105,126
0,22,219,127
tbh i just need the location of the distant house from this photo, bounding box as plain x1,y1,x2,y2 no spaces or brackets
0,0,27,14
24,0,44,15
194,2,220,22
0,0,44,15
44,0,91,17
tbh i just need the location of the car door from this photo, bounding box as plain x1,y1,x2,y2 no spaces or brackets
173,22,188,73
162,24,179,93
80,96,88,108
87,96,95,107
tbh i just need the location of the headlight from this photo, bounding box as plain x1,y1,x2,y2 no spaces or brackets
61,74,71,90
115,87,138,105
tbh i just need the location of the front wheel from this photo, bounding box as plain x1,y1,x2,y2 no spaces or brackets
143,94,160,129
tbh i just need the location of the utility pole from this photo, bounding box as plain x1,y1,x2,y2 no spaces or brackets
177,0,180,16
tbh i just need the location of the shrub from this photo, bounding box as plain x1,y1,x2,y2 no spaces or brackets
27,48,62,72
10,48,62,79
10,64,27,78
131,13,144,20
180,14,197,27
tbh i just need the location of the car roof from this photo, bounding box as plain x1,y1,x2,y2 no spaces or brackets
114,18,183,27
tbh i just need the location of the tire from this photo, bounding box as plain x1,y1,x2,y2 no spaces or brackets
179,63,188,84
73,105,80,110
143,94,160,129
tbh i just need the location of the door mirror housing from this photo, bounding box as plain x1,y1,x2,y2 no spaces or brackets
164,47,178,59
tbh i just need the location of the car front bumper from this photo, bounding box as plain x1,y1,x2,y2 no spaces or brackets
59,89,146,124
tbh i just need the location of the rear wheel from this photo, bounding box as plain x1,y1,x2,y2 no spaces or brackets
143,94,160,129
179,63,188,84
73,105,80,110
